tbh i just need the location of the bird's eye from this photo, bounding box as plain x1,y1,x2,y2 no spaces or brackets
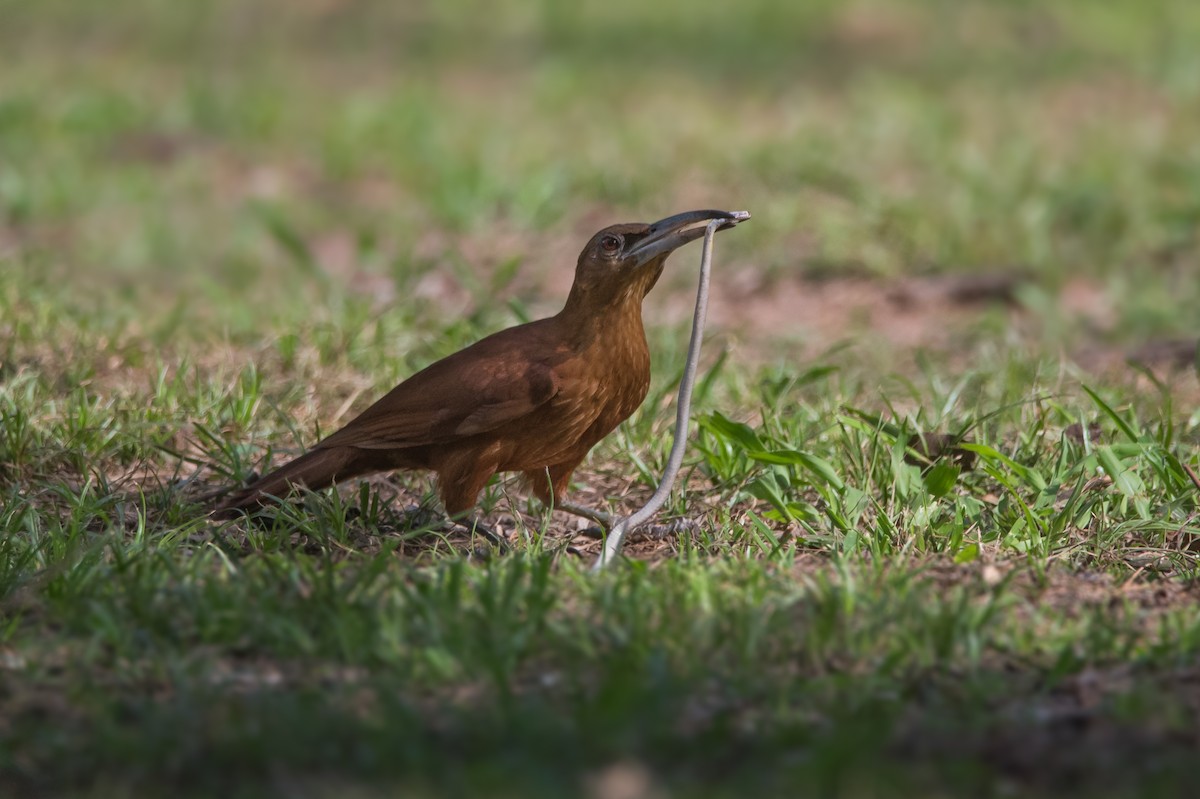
600,234,621,254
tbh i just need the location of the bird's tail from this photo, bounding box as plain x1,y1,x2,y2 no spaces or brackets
213,446,360,518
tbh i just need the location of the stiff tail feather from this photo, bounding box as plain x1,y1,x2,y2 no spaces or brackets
213,446,359,518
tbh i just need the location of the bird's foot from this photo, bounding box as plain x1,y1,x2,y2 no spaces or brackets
549,502,700,543
450,516,511,553
552,500,617,536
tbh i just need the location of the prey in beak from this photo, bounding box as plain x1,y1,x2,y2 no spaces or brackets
625,209,751,268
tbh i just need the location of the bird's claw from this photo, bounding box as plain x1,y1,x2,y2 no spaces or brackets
552,499,616,530
452,517,511,553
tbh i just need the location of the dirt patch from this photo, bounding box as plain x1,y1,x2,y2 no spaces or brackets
697,270,1026,354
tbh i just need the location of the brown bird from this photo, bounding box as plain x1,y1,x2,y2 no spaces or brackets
215,209,749,527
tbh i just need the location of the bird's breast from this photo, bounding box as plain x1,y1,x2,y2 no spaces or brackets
497,321,651,470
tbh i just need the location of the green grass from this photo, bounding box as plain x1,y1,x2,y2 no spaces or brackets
2,1,1200,796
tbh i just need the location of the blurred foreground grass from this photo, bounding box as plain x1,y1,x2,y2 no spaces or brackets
2,1,1200,796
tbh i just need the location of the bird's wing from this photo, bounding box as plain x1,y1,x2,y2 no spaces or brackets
315,326,562,450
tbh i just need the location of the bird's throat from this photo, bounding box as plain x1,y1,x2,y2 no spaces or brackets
557,283,648,352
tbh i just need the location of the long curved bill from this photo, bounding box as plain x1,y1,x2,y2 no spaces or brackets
627,209,751,267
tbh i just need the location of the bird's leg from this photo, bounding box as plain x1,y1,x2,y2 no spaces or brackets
437,457,511,551
526,464,616,531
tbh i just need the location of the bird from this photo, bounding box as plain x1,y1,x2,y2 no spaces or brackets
214,209,750,530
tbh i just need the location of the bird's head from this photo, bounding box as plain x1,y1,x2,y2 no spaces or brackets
568,209,750,308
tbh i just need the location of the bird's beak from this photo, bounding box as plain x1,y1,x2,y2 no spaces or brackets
627,209,751,268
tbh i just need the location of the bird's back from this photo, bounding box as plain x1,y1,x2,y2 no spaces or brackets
316,317,573,453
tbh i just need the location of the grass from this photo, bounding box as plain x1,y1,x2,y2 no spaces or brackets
2,0,1200,796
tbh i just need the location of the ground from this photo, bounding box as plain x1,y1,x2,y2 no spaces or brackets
2,1,1200,797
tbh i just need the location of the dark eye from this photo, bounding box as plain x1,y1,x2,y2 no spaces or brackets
600,234,621,254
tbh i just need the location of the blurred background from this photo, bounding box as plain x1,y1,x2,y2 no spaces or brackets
1,0,1197,380
3,5,1199,794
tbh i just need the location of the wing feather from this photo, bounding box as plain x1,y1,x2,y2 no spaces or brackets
316,321,563,451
